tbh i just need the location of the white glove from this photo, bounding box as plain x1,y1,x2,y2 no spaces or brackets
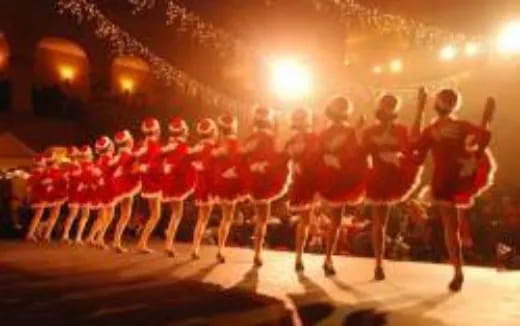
323,154,341,169
113,167,123,178
379,151,402,167
164,163,173,174
222,167,238,179
99,178,105,186
78,183,85,192
192,161,204,171
250,161,268,174
46,185,53,193
140,164,149,173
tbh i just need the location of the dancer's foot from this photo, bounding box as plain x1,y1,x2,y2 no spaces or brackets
137,246,155,254
295,260,304,273
216,252,226,264
191,252,200,260
114,244,128,254
25,235,38,243
374,266,385,281
96,241,109,250
165,248,176,258
323,260,336,276
74,239,84,246
253,255,263,267
449,273,464,292
61,237,72,245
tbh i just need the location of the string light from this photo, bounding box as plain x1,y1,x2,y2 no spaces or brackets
497,21,520,54
56,0,249,113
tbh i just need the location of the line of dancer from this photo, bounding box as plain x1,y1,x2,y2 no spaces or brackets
24,87,496,292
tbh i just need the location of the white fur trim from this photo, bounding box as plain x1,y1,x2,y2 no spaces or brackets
365,166,425,206
141,190,162,199
161,188,194,203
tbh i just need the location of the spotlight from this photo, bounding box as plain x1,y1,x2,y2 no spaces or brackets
389,59,402,73
372,65,383,74
58,65,75,82
498,21,520,54
465,42,480,57
440,45,458,61
270,58,312,101
120,77,135,93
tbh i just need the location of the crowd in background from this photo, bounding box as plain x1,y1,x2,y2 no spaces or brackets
1,175,519,270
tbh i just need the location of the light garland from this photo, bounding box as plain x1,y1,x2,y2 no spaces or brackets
56,0,249,113
310,0,467,45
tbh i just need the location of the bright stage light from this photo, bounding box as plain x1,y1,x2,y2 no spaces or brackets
440,45,458,61
389,59,402,73
270,58,312,101
465,42,480,57
498,21,520,54
372,65,383,74
120,77,135,93
58,65,75,82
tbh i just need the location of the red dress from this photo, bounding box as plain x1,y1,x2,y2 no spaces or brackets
243,129,290,203
95,154,117,208
363,123,422,204
212,135,246,203
136,137,163,199
190,139,216,205
112,148,141,203
65,161,83,207
78,161,97,209
285,131,318,211
315,123,368,206
161,137,196,202
44,164,68,207
28,167,47,208
414,118,495,208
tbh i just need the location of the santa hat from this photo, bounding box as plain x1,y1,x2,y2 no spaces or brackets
95,136,113,154
291,108,311,130
325,96,352,121
33,154,46,167
217,114,237,134
79,145,93,158
253,106,273,126
67,146,80,158
114,130,133,145
168,117,189,136
196,118,217,137
141,117,160,134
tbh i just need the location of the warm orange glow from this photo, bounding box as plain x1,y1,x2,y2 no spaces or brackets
497,21,520,54
465,42,480,57
389,59,402,73
270,58,312,101
440,45,458,61
372,65,383,74
120,77,135,93
0,53,5,69
58,65,75,82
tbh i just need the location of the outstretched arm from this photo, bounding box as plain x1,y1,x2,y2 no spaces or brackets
411,87,427,141
481,96,496,130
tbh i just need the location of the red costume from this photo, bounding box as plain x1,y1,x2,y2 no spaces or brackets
76,145,96,209
285,109,319,211
243,107,290,203
315,122,368,206
28,155,47,208
363,123,422,204
212,115,246,203
190,119,217,206
94,136,117,208
136,118,163,199
161,118,196,202
45,162,68,207
414,118,495,208
113,130,141,203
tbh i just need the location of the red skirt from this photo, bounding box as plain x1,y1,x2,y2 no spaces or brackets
432,149,496,208
193,171,213,206
245,159,290,203
213,167,246,203
287,163,316,211
47,184,68,207
113,171,141,203
162,167,196,202
366,158,422,205
68,181,83,207
140,166,162,199
30,186,47,208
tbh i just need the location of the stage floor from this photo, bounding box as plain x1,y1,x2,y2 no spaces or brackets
0,240,519,326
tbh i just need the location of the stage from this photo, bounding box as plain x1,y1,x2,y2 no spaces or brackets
0,240,519,326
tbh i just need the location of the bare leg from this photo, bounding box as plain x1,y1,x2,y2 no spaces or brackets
136,197,161,253
26,207,45,241
191,204,213,258
253,202,270,266
61,205,80,243
113,196,134,252
439,204,464,291
372,204,390,280
74,207,90,245
294,209,312,271
164,200,184,256
86,209,105,244
323,205,344,276
217,202,236,262
43,204,63,241
96,206,114,249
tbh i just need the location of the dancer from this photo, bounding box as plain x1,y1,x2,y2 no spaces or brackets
212,114,245,263
41,150,68,242
315,97,368,275
413,89,496,291
26,154,49,241
161,117,195,257
86,136,117,249
190,118,218,259
243,106,290,267
112,130,141,253
74,145,96,245
60,146,83,244
285,108,318,272
135,118,163,253
363,92,424,281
